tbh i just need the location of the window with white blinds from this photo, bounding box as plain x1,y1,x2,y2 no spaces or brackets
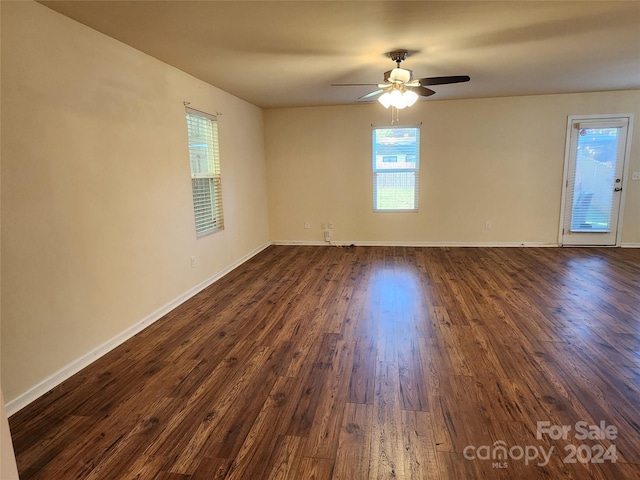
186,108,224,237
372,126,420,212
566,120,626,233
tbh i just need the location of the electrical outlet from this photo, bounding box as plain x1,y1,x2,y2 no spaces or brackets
321,222,326,229
304,222,310,229
328,222,334,229
324,231,331,242
190,256,196,268
632,172,640,181
485,221,492,230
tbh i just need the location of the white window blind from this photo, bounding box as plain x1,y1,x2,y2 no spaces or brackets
186,108,224,237
567,123,623,233
372,126,420,212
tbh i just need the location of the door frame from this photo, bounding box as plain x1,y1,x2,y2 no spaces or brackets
558,113,634,246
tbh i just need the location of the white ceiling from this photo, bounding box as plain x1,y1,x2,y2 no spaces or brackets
39,0,640,109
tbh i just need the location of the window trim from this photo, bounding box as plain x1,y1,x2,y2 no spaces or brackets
372,125,420,213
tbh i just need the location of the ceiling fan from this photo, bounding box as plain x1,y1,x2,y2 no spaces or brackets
332,50,470,108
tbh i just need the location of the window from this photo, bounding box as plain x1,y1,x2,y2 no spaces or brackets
372,126,420,211
186,108,224,237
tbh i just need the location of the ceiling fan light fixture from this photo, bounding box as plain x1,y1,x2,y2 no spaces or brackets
378,87,418,109
390,88,403,102
391,89,409,109
403,89,419,107
378,91,393,109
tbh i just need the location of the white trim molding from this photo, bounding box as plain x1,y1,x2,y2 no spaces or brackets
6,242,271,417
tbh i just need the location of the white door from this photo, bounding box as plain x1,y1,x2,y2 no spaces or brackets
561,116,632,246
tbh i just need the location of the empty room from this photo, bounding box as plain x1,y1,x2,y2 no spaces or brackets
2,1,640,479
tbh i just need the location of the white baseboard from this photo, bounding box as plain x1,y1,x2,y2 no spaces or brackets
272,240,330,246
272,240,559,247
621,243,640,248
6,241,271,417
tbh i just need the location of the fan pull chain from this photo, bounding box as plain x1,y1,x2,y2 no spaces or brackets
391,106,400,125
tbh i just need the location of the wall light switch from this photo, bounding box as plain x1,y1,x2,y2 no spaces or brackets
632,172,640,181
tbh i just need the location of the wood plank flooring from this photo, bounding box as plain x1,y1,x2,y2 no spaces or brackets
8,245,640,479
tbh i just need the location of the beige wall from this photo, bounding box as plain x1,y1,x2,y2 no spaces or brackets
1,3,21,475
265,91,640,245
1,1,269,404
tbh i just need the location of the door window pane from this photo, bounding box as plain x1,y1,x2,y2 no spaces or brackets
570,128,619,232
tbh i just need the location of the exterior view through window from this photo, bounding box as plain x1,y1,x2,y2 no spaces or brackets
570,127,622,231
372,126,420,211
186,108,224,237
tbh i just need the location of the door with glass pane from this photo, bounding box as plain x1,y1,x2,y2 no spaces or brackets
561,116,631,246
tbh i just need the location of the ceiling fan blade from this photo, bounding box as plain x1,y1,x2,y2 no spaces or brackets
331,83,380,87
356,89,385,102
413,86,436,97
419,75,470,86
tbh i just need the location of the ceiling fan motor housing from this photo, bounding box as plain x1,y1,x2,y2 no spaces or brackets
385,68,412,84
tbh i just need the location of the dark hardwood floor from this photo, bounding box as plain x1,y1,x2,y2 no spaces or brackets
9,245,640,479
